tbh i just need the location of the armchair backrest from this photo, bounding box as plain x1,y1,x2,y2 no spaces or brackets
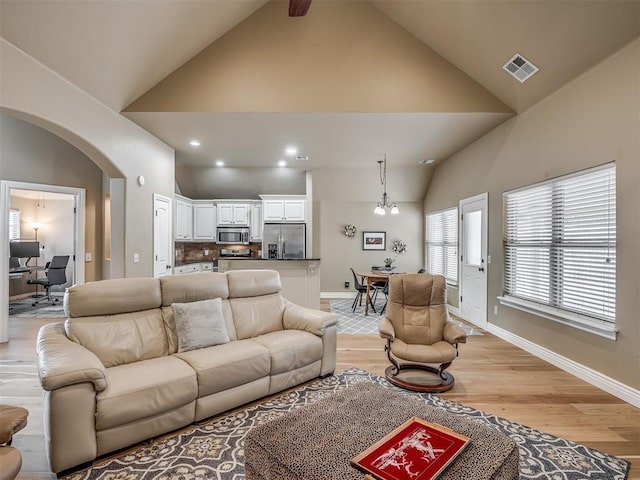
386,273,448,345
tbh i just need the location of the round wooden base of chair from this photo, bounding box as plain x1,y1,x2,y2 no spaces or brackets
385,365,455,393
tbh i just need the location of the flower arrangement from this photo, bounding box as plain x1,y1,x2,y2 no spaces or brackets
384,257,395,268
392,240,407,254
344,224,357,238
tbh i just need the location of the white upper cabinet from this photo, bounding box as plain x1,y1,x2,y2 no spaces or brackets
192,202,216,240
217,203,250,226
251,204,263,241
175,196,193,240
283,200,305,221
261,196,306,222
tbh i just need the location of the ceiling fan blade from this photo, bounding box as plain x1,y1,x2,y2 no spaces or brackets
289,0,312,17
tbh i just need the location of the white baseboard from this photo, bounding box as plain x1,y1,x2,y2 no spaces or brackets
487,322,640,408
447,305,460,317
321,292,356,299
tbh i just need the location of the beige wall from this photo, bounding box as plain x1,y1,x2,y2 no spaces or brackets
127,1,510,114
1,114,103,283
424,39,640,389
1,38,175,278
319,201,424,292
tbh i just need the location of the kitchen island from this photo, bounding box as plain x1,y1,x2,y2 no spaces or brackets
217,258,321,309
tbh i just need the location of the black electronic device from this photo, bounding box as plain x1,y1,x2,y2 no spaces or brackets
9,241,41,263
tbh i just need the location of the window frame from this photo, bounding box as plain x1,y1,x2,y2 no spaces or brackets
425,206,459,287
9,208,20,241
499,163,617,340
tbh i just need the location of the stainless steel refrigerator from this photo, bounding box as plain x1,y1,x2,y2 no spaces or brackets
262,223,306,259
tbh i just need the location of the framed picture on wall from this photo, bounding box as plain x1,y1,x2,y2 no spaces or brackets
363,231,386,251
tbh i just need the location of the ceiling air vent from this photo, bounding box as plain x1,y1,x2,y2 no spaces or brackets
503,53,539,83
295,155,309,161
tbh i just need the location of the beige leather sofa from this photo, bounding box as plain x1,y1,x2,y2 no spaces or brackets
36,270,337,474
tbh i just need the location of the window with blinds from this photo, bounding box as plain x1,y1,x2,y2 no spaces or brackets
426,207,458,286
9,209,20,241
503,163,616,332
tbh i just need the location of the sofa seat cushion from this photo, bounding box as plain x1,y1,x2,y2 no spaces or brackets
96,356,197,431
175,340,270,397
251,330,323,376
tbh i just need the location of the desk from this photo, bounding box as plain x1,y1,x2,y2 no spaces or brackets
356,270,392,316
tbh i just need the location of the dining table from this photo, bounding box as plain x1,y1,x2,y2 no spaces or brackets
356,270,393,316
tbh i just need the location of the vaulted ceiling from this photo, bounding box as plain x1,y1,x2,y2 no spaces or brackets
1,0,638,199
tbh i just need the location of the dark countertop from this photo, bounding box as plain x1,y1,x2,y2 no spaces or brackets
219,258,321,261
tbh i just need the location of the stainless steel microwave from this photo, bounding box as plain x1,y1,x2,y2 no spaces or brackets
217,227,250,245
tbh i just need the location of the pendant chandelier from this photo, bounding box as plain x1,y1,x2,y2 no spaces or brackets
374,154,399,215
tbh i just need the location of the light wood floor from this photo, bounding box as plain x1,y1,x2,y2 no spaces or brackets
1,303,638,479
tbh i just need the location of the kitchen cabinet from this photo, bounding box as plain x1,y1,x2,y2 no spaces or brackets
193,201,216,240
174,263,200,275
262,197,306,222
217,203,250,226
251,204,263,241
175,196,193,240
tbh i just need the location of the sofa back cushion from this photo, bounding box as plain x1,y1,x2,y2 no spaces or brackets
231,293,286,339
227,270,281,298
65,309,168,367
160,272,229,306
66,278,161,317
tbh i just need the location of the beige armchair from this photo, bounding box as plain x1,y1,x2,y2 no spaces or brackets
378,273,467,393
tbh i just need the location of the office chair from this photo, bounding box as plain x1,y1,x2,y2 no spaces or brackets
27,255,69,306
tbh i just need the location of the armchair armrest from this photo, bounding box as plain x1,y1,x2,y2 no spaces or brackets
443,322,467,345
378,317,395,341
36,323,108,392
283,302,337,336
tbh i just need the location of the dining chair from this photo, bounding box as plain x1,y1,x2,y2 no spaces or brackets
350,268,376,314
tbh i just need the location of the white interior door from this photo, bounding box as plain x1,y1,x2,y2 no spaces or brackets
153,194,172,278
459,193,488,329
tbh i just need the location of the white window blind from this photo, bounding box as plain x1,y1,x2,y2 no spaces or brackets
426,207,458,285
503,163,616,326
9,209,20,241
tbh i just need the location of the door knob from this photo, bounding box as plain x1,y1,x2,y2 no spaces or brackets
478,267,485,272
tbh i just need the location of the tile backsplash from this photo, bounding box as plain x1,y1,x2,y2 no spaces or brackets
175,242,262,264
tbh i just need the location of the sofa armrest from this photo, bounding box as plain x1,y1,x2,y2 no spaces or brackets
37,323,108,392
444,322,467,345
378,317,396,341
283,302,337,336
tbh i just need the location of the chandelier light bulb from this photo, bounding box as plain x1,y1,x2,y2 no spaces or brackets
391,205,400,215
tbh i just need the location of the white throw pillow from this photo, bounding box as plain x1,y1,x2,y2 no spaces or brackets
172,297,230,353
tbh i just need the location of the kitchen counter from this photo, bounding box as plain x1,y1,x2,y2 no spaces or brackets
218,258,321,309
218,257,321,261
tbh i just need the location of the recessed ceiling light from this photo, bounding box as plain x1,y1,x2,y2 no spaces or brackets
285,146,297,156
278,160,287,167
190,140,201,147
215,160,225,167
419,159,435,165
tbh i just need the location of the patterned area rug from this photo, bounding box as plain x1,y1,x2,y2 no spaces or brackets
63,369,629,480
9,297,66,318
330,298,385,334
329,299,483,336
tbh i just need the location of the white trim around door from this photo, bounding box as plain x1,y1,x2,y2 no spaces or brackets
1,180,85,343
